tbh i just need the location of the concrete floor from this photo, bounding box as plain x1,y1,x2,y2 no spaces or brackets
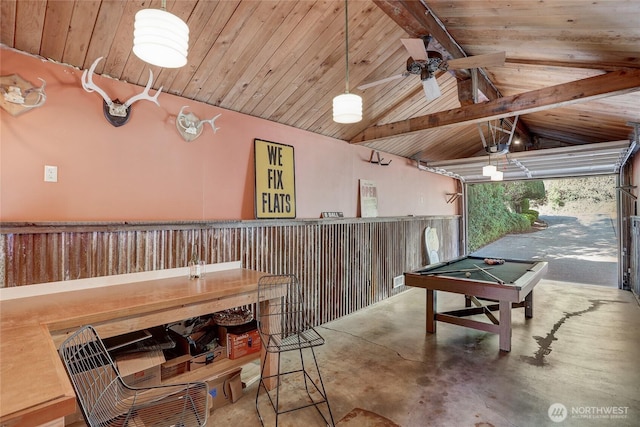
215,280,640,427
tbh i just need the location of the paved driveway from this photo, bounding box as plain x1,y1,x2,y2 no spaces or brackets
471,214,619,287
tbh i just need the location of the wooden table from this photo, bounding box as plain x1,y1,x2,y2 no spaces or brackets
404,255,548,352
0,268,269,427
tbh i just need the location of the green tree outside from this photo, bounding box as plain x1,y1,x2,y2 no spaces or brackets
468,176,616,252
467,182,533,252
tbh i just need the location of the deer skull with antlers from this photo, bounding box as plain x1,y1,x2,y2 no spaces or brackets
0,75,47,117
81,57,162,127
175,106,221,142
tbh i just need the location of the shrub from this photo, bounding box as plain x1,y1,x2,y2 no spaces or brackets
504,181,545,212
522,209,539,225
467,183,533,251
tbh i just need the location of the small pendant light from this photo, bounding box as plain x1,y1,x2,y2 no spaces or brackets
333,0,362,123
133,0,189,68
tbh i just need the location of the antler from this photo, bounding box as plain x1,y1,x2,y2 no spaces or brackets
2,78,47,108
22,78,47,108
176,107,221,141
200,113,221,133
124,69,162,108
81,57,113,107
82,57,162,119
177,106,199,135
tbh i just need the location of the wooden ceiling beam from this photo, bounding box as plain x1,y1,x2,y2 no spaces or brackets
506,58,640,72
350,68,640,144
371,0,531,143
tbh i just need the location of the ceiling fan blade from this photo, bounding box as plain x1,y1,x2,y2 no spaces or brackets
445,51,506,70
357,73,408,90
401,38,428,61
422,77,441,102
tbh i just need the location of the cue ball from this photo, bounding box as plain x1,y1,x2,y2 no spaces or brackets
465,272,472,278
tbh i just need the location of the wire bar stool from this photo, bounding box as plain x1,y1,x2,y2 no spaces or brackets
255,274,335,427
59,325,209,427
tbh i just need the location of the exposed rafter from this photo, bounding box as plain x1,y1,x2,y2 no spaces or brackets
371,0,532,142
351,69,640,145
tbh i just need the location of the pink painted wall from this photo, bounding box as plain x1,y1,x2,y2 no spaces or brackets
0,48,457,221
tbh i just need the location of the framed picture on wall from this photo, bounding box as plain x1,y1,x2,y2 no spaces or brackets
359,179,378,217
254,139,296,219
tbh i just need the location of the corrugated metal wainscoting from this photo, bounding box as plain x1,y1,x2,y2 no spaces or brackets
1,216,460,325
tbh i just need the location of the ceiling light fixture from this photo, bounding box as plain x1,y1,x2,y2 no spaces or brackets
482,163,496,177
490,170,504,181
421,76,441,102
133,0,189,68
490,157,504,181
333,0,362,123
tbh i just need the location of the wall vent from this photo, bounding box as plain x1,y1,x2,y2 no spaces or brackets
393,275,404,288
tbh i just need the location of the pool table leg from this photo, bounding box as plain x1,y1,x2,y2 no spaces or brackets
426,289,436,333
524,290,533,318
499,300,512,352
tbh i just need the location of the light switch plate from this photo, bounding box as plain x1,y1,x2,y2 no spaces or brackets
44,165,58,182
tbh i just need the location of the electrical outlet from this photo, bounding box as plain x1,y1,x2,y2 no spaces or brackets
393,275,404,288
44,165,58,182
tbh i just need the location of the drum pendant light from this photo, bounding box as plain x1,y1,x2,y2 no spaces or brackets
482,163,496,177
490,170,504,181
133,0,189,68
490,157,503,181
333,0,362,123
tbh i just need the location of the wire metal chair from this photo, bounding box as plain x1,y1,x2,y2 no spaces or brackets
255,274,334,427
59,325,209,427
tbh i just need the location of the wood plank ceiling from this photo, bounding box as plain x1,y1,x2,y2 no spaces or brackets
1,0,639,175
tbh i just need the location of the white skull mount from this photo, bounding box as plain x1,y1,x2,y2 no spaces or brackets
1,77,46,107
81,57,162,127
0,75,47,117
176,106,221,142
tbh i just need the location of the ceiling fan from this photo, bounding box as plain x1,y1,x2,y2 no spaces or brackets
357,37,506,102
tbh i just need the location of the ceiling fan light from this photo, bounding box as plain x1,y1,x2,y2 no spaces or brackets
422,77,441,102
333,93,362,123
491,170,504,181
482,164,497,176
133,9,189,68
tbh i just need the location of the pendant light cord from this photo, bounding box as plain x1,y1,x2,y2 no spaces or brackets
344,0,350,93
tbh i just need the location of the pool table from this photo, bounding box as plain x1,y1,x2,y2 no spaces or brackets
404,255,548,352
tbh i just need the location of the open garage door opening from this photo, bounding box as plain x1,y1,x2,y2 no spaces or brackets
467,176,618,288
